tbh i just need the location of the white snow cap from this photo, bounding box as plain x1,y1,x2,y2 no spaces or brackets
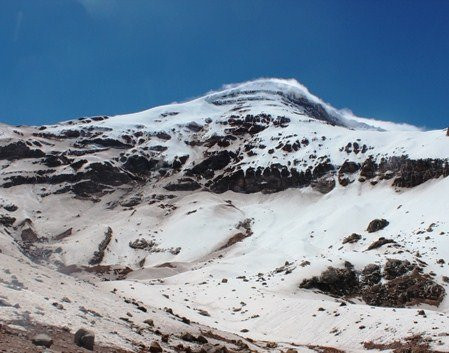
205,78,422,132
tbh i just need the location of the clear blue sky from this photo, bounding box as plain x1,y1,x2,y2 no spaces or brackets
1,0,448,129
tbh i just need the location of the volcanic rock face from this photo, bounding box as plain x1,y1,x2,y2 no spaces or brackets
0,79,448,352
0,141,45,161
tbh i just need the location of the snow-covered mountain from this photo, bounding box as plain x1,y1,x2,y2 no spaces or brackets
1,78,449,352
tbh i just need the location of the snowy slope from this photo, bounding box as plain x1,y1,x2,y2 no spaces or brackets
1,78,449,352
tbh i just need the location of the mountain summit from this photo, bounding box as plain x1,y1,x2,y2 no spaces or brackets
0,79,449,352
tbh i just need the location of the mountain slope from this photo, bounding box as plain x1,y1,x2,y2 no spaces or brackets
1,78,449,352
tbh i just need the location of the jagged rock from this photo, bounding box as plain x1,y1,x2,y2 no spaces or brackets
54,228,72,240
360,158,377,179
187,151,236,178
79,137,132,149
181,332,196,342
123,155,158,175
120,196,142,207
156,132,171,140
186,122,203,132
31,333,53,348
197,335,208,344
311,177,335,194
339,161,361,174
89,227,113,265
70,159,87,170
43,154,70,167
0,141,45,161
3,204,18,212
144,319,154,326
299,266,359,296
342,233,361,244
0,215,16,227
367,237,396,250
361,264,381,286
164,178,201,191
362,270,445,307
301,261,445,308
129,238,155,250
367,219,389,233
21,228,39,243
384,259,414,280
391,158,449,188
149,341,163,353
210,164,314,194
74,328,95,350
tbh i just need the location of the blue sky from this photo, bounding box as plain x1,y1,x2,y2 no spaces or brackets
1,0,448,129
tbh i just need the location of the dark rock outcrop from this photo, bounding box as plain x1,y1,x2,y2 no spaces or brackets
300,265,359,297
122,155,158,176
366,237,396,250
383,259,414,280
187,151,236,178
164,178,201,191
367,219,389,233
342,233,361,244
361,264,382,286
89,227,113,265
0,141,45,161
362,270,445,307
339,161,360,174
0,215,16,227
300,260,445,308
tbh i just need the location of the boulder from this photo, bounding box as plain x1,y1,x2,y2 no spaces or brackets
367,219,389,233
74,328,95,350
